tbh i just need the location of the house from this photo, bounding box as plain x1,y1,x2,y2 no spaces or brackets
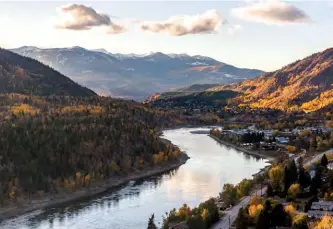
276,137,289,144
308,201,333,218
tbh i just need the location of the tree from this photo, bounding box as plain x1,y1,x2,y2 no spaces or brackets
235,208,248,229
288,160,298,184
292,214,308,229
284,204,296,218
220,184,237,206
299,166,311,188
288,184,301,199
309,215,333,229
256,210,269,229
268,165,284,191
286,145,297,154
237,179,252,197
284,166,291,193
147,214,157,229
321,154,328,167
266,183,274,197
271,203,287,226
187,215,205,229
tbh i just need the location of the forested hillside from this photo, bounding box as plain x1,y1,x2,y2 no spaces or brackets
150,47,333,112
0,48,96,96
0,94,188,205
148,90,239,109
212,47,333,112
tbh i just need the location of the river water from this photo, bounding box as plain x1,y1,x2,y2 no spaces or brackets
1,127,269,229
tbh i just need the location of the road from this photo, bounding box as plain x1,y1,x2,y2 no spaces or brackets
212,187,267,229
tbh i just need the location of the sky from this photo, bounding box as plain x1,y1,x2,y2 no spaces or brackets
1,0,333,71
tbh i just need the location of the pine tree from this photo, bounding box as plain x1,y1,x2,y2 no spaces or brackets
284,166,290,194
147,214,157,229
321,154,328,167
266,183,274,197
256,211,269,229
235,207,248,229
288,160,298,183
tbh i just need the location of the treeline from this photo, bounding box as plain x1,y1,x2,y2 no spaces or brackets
159,198,219,229
0,94,187,205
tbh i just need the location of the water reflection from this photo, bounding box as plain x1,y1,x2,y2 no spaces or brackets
1,127,269,229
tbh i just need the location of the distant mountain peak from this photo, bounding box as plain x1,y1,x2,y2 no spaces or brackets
10,46,264,100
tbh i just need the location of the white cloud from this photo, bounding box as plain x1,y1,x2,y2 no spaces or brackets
228,24,243,35
55,4,126,34
231,0,310,25
141,10,225,36
108,23,127,34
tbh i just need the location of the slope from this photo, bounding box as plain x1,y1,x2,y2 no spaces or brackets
0,48,96,96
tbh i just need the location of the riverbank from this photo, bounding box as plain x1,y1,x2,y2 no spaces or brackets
209,134,277,163
0,152,189,222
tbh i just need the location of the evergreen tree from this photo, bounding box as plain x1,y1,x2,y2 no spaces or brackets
187,215,205,229
235,208,248,229
147,214,157,229
256,211,269,229
321,154,328,167
271,204,287,226
266,183,274,197
299,166,311,188
288,160,298,183
284,166,290,194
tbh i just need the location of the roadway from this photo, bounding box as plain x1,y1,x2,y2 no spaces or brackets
211,187,267,229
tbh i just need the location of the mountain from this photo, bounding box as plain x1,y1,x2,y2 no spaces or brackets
149,47,333,112
191,47,333,112
11,46,264,100
0,48,96,96
222,47,333,112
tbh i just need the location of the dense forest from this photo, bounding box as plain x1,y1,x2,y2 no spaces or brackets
150,90,239,109
0,48,95,96
0,94,190,205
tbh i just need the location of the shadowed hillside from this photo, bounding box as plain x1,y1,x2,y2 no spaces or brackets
0,48,96,96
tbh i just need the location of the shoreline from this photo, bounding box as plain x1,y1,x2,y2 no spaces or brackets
209,134,276,163
0,152,190,222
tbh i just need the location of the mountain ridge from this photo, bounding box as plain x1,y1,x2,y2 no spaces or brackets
11,46,264,100
148,47,333,112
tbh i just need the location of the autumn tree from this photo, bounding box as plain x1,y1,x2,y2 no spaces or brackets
268,165,284,191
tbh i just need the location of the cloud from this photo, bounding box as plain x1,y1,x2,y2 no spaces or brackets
108,23,127,34
231,0,310,25
228,24,242,35
55,4,126,33
140,10,225,36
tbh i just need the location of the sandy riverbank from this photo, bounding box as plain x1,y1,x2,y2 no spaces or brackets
0,153,189,222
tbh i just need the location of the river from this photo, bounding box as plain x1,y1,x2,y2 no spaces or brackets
0,127,269,229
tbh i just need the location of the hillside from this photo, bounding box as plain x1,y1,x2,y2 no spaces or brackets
0,94,198,206
0,48,96,96
224,47,333,112
11,46,264,100
149,90,239,109
153,47,333,112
